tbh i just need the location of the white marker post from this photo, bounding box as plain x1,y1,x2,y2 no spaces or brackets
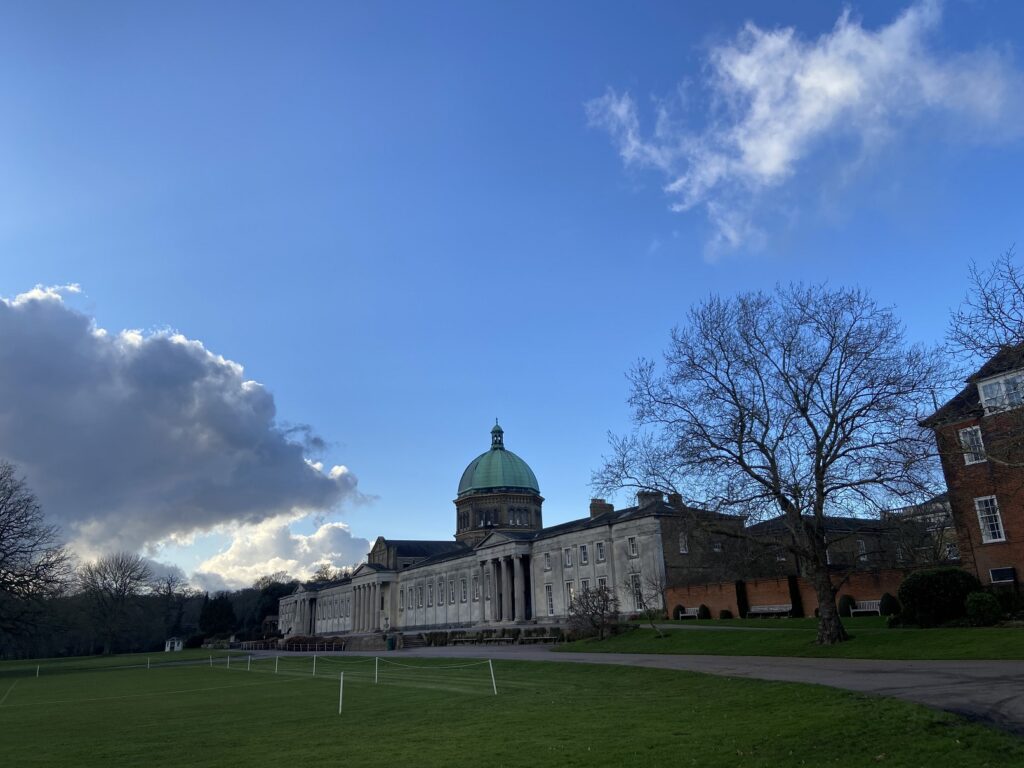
489,659,497,696
227,655,231,670
36,665,40,678
247,655,251,672
338,672,344,715
312,654,317,677
147,657,151,670
275,656,279,674
209,655,212,668
375,657,378,684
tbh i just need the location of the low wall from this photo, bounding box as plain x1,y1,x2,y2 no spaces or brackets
666,568,918,618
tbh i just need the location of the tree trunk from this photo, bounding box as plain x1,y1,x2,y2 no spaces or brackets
810,569,848,645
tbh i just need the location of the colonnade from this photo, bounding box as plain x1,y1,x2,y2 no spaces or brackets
352,582,379,632
481,553,528,622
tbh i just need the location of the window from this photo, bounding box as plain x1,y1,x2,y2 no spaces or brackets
857,539,867,562
565,581,575,607
597,576,607,590
945,542,960,560
627,537,638,557
579,544,589,565
580,578,590,592
990,567,1016,584
427,583,433,606
679,532,689,554
407,589,413,610
472,576,480,601
630,573,642,610
776,551,787,563
438,580,445,605
596,542,606,562
979,372,1024,413
399,589,404,612
417,586,423,608
712,541,722,553
975,496,1006,543
461,578,468,602
545,584,554,616
563,547,573,567
544,552,551,570
959,426,986,464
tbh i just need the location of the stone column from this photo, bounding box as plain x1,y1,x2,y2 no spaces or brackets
479,561,488,622
353,587,359,632
371,583,378,631
514,555,526,622
491,559,501,621
502,557,513,623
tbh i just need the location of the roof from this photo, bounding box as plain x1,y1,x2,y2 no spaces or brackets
532,499,733,542
746,514,886,536
387,540,466,559
457,423,539,497
923,343,1024,427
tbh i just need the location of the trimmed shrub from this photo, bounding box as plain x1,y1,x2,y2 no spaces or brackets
184,634,205,649
966,591,1002,627
719,609,733,620
697,604,711,620
898,567,982,627
879,592,901,617
837,595,857,618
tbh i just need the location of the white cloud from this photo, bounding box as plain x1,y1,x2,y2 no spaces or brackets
0,286,363,567
587,1,1022,256
193,515,370,590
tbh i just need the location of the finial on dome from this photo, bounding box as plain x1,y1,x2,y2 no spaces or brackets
491,420,504,448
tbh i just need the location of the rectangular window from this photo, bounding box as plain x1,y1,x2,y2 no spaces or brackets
630,573,642,610
580,544,589,565
959,426,986,464
438,580,444,606
563,547,573,567
545,584,554,616
596,541,606,562
449,580,456,604
980,373,1024,413
712,541,722,553
417,586,423,608
461,578,468,602
946,542,960,560
427,583,433,606
627,536,638,557
857,539,867,562
990,567,1016,584
776,551,787,562
580,578,590,592
407,589,413,610
597,576,607,590
544,552,551,570
679,532,689,554
399,589,404,612
472,576,480,601
565,580,575,607
975,496,1006,543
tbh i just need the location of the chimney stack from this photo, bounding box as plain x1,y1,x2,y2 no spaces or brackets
589,498,614,518
637,490,663,508
667,493,683,509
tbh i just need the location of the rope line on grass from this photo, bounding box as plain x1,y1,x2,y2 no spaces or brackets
0,680,17,707
376,658,492,670
313,656,376,666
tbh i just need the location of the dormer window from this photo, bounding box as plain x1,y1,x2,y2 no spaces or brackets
979,371,1024,414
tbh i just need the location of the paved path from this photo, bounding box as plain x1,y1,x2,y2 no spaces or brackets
332,645,1024,735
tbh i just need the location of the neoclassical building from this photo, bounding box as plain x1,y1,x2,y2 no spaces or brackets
279,423,719,638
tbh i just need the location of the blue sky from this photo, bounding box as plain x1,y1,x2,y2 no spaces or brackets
2,1,1023,588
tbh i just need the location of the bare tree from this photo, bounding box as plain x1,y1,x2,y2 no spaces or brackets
152,572,199,637
595,285,945,644
567,586,619,640
79,552,152,654
624,571,668,637
0,461,71,639
949,247,1024,360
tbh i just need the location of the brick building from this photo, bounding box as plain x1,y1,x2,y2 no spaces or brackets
923,345,1024,587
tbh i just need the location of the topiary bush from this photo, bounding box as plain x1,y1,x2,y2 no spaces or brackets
837,595,857,617
697,604,711,619
879,592,901,617
966,591,1003,627
719,609,733,620
897,567,982,627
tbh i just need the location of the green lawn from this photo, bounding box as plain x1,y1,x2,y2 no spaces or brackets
0,653,1022,767
558,618,1024,659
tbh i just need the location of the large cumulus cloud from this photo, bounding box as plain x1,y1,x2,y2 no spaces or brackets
0,285,360,563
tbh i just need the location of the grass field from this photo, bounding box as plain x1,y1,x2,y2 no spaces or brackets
559,617,1024,659
1,652,1022,767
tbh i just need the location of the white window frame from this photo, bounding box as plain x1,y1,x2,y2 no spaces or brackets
565,580,575,607
544,552,551,570
472,575,480,601
712,541,722,553
596,576,607,590
545,584,554,616
959,426,986,464
945,542,960,560
460,578,468,603
427,583,433,607
857,539,867,562
975,496,1006,543
596,541,606,562
630,572,642,610
579,544,589,565
979,372,1024,414
627,536,638,557
990,567,1015,584
449,579,456,604
399,589,404,612
679,532,688,555
417,586,423,608
563,547,573,568
580,578,590,592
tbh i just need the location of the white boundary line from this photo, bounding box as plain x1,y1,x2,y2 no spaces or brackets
0,680,18,707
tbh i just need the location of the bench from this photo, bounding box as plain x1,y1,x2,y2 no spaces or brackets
675,607,700,620
482,637,513,645
520,636,557,644
747,604,792,618
850,599,881,616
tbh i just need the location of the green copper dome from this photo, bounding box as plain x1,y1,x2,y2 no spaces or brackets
457,422,539,497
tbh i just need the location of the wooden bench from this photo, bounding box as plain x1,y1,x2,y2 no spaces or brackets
850,599,881,616
675,607,700,620
747,604,792,618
